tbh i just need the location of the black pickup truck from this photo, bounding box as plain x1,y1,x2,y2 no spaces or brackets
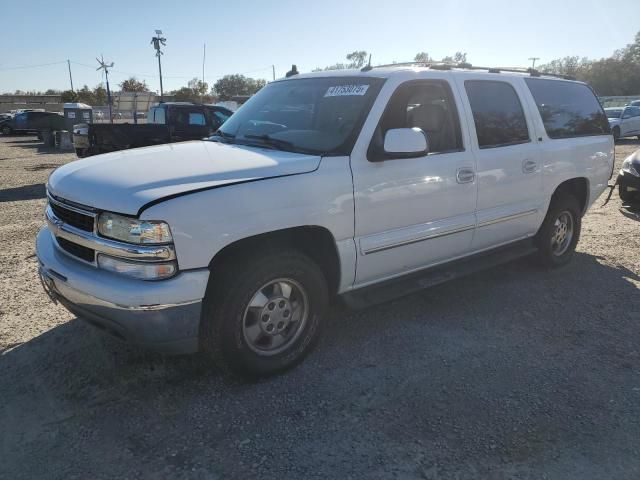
73,102,233,157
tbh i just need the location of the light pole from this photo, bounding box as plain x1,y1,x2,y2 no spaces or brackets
151,30,167,101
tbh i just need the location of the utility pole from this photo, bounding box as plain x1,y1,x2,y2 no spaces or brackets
151,30,167,101
67,59,74,92
528,57,540,69
202,43,206,103
272,65,275,81
96,55,114,124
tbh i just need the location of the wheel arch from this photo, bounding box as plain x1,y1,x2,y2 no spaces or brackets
207,226,342,296
550,177,590,215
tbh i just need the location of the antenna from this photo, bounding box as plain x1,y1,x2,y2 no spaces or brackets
96,55,114,124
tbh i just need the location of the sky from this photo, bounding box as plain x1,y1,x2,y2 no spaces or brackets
1,0,638,94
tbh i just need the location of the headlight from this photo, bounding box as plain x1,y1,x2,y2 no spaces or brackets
98,212,173,244
97,254,177,280
621,157,640,177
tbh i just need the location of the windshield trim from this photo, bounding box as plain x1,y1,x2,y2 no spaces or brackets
215,76,386,157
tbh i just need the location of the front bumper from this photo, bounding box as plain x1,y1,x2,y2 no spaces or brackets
618,171,640,191
36,226,209,354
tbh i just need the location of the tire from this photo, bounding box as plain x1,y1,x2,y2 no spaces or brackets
612,127,620,142
619,184,635,203
1,125,11,135
534,192,582,268
201,249,328,378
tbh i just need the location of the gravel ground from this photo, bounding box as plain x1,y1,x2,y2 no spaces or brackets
1,135,639,480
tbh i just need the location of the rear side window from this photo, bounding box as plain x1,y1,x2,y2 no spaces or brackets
524,78,609,139
188,112,206,125
464,80,530,148
147,107,166,124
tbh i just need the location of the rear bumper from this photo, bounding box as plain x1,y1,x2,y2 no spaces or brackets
36,226,209,354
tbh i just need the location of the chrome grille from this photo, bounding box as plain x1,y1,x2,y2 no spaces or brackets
49,201,94,232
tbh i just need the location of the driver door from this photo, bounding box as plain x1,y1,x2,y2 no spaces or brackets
350,78,478,286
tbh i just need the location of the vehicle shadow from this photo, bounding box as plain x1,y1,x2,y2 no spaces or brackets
0,183,46,202
615,138,640,146
1,252,639,478
5,137,73,155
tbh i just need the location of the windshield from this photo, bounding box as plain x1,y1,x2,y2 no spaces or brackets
211,77,384,155
606,109,622,119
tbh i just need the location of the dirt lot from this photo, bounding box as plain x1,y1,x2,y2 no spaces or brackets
1,135,639,479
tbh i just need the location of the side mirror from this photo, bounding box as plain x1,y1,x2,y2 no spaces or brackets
383,128,428,157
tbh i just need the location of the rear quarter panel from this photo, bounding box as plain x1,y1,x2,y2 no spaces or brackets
517,79,614,214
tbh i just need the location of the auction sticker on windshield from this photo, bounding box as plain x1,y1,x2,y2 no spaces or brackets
324,85,370,97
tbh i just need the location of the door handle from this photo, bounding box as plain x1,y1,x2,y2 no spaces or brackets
522,159,538,174
456,167,475,184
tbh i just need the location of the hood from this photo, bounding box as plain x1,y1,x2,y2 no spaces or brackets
48,141,321,215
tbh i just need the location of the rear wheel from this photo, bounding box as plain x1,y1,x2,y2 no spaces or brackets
201,249,328,378
534,192,581,267
1,125,11,135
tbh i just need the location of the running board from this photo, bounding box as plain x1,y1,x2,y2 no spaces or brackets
342,239,537,309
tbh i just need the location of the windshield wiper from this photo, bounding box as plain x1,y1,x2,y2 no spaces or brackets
243,134,296,150
208,130,236,143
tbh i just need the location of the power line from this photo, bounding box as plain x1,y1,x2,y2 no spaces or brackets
0,61,67,71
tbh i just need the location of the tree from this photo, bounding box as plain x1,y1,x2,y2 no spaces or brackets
119,77,149,92
93,84,107,106
346,50,368,68
314,51,369,71
171,87,199,102
45,89,61,95
441,52,467,64
414,52,432,63
538,30,640,96
61,90,77,102
188,78,209,98
212,75,267,101
75,85,95,105
539,56,590,77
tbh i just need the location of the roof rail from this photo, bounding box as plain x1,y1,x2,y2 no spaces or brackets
361,62,576,80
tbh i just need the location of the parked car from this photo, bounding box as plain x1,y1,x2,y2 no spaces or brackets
72,102,233,157
605,106,640,141
1,111,64,135
629,100,640,107
37,66,613,377
617,148,640,202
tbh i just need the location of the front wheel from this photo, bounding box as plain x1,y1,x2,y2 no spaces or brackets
201,249,328,378
534,192,581,267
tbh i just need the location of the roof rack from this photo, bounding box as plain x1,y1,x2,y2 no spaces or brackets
361,62,576,81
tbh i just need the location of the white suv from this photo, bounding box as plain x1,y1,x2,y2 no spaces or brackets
37,65,614,377
605,106,640,141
